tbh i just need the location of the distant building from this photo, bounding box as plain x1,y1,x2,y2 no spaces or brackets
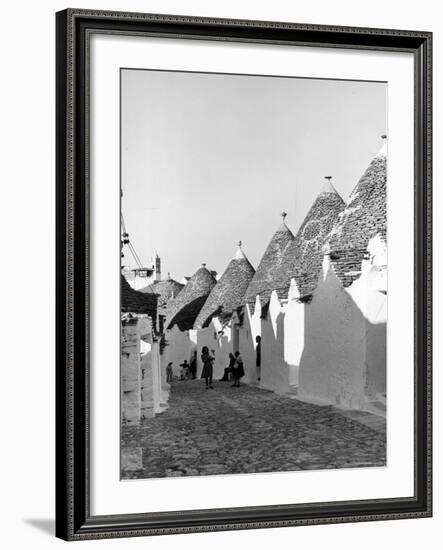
162,265,217,377
123,252,162,290
139,273,184,333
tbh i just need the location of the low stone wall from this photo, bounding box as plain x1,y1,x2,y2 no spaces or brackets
121,315,168,425
121,319,142,425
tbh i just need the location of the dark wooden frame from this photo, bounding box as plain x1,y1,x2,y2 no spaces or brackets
56,8,432,541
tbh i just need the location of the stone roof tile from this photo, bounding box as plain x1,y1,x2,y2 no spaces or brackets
244,217,294,312
280,180,345,298
194,243,255,328
166,265,217,330
327,142,387,287
121,275,158,319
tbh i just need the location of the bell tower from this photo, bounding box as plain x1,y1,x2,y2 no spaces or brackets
152,252,161,282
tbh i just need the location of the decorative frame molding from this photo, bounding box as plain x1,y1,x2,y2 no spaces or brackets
55,9,432,541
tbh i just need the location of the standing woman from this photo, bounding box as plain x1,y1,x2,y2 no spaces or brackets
201,346,215,390
232,351,245,387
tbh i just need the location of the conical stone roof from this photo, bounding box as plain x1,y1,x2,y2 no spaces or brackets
279,178,345,298
121,275,158,320
326,140,387,287
139,277,184,307
244,216,294,312
166,265,217,330
194,243,255,329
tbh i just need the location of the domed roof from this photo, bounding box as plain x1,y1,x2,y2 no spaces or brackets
244,215,294,312
166,265,217,330
279,177,345,298
327,139,387,287
194,242,255,328
139,276,184,307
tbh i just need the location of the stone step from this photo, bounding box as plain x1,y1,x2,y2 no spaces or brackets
375,392,387,405
364,400,386,418
282,385,299,399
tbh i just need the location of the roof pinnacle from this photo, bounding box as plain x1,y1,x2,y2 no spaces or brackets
321,176,336,194
234,240,247,260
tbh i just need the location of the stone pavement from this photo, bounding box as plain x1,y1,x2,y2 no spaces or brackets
121,379,386,479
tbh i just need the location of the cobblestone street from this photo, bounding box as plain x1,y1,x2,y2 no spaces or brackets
121,379,386,479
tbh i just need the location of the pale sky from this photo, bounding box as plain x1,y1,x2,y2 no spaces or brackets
121,69,386,280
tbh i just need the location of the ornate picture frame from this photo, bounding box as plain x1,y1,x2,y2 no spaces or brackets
55,9,432,541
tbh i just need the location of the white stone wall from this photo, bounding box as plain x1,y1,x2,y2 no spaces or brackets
238,301,261,384
260,291,299,394
195,319,235,379
121,316,168,424
347,235,387,401
162,325,196,378
121,320,141,425
140,345,155,418
283,279,305,387
298,241,387,410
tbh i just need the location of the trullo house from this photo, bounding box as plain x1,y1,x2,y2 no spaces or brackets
298,139,387,412
163,264,217,377
193,242,255,378
240,214,294,388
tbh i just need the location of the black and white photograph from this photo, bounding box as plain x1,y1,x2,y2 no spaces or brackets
120,68,387,480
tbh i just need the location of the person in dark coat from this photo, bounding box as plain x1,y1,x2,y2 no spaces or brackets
179,360,190,380
220,353,235,381
189,350,197,379
255,335,261,382
166,362,173,383
200,346,215,389
232,351,245,387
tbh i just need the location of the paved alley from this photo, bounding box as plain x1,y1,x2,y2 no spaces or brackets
121,379,386,479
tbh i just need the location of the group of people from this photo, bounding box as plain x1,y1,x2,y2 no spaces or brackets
165,354,197,383
166,336,263,390
201,347,245,389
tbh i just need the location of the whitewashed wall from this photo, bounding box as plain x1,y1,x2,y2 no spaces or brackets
347,235,387,401
239,301,261,384
298,244,387,410
260,291,299,394
195,319,234,379
121,316,165,423
162,325,197,377
283,279,305,387
121,321,141,425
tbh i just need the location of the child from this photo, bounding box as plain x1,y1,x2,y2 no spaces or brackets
179,360,190,380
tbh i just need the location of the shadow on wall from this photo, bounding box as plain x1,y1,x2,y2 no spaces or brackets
162,326,196,377
298,265,386,409
260,305,298,394
239,308,259,384
168,295,209,331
